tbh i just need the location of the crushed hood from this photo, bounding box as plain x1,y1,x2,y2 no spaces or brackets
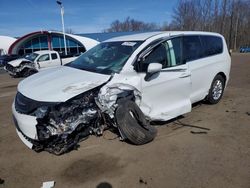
8,58,30,67
18,66,111,102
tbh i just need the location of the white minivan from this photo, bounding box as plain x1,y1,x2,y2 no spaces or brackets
12,31,231,155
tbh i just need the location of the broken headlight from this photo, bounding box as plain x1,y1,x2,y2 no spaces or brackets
33,106,49,118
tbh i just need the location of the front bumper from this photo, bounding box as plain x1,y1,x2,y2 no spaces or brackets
12,103,38,149
4,64,17,75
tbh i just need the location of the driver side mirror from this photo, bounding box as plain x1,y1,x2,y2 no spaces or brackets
145,62,162,81
147,62,162,74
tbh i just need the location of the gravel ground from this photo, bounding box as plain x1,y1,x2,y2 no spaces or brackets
0,53,249,188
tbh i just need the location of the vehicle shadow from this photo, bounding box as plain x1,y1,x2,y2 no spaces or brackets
96,182,113,188
150,101,210,132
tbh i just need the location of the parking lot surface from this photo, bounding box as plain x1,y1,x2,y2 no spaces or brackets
0,54,249,188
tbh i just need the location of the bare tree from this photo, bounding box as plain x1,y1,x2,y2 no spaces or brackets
105,17,159,32
105,0,250,49
170,0,250,49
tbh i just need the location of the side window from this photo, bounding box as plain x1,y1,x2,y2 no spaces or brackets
51,53,58,60
163,37,184,67
200,36,223,57
139,37,185,72
141,43,168,71
37,54,50,62
183,36,203,62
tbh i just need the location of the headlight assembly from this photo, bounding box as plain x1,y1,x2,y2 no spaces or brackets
33,106,49,118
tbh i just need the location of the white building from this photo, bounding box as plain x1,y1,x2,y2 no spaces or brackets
0,36,16,55
1,31,99,56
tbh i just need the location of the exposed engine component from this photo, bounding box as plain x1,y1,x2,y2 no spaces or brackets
96,83,141,118
48,92,98,135
29,87,111,155
15,83,154,155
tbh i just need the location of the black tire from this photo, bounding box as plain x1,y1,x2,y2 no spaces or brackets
22,69,36,77
22,68,30,77
12,74,20,78
115,100,157,145
207,74,225,104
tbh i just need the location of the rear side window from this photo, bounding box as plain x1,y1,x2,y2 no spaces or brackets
51,53,58,60
183,36,203,62
200,36,223,56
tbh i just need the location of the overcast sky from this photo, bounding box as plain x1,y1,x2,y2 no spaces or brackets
0,0,177,37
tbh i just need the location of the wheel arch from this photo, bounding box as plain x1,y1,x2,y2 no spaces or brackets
216,72,227,82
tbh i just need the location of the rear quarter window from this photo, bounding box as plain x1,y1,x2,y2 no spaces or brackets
200,35,223,57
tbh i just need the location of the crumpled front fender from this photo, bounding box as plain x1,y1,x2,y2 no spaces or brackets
96,73,142,118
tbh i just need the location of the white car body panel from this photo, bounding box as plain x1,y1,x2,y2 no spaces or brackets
12,103,38,139
34,50,76,69
16,129,33,149
188,39,231,103
48,53,60,67
8,58,28,67
18,66,111,102
140,64,192,121
62,57,75,65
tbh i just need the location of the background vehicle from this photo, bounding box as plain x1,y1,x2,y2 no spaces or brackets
239,46,250,53
12,31,231,155
5,50,76,77
0,54,20,67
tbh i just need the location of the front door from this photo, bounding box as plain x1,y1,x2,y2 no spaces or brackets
139,37,192,121
36,54,51,69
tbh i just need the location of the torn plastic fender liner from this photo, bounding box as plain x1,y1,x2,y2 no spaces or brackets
96,83,142,118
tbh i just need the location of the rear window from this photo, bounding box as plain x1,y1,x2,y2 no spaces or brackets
200,36,223,57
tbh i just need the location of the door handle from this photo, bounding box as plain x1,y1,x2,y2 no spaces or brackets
179,73,191,78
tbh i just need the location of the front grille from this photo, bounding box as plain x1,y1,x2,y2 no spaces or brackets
15,92,56,114
5,64,15,72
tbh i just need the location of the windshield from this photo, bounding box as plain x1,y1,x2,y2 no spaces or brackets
67,41,142,74
25,53,39,62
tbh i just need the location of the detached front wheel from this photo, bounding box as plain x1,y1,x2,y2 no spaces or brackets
207,74,225,104
115,100,157,145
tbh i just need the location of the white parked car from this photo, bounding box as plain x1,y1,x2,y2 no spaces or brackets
5,50,78,77
12,31,231,154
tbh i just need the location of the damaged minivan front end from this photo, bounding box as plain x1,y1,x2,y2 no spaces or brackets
13,65,119,155
13,76,150,155
14,85,112,155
